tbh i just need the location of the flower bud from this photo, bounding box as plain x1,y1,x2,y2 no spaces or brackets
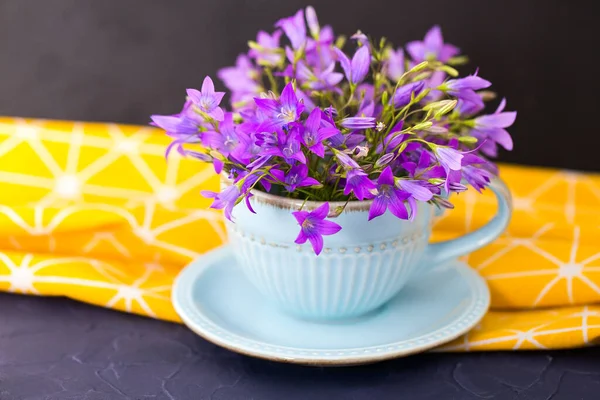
305,6,320,39
375,153,395,168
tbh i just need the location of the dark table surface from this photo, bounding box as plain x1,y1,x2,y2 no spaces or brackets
1,292,599,400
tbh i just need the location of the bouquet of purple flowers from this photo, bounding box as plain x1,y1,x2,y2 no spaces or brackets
151,6,516,255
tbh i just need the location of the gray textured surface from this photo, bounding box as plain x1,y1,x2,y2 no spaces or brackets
1,293,599,399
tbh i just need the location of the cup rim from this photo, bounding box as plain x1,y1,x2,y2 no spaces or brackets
249,186,374,211
221,174,373,212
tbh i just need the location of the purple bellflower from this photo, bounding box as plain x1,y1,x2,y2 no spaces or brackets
407,25,459,63
305,24,336,70
305,6,320,39
297,61,344,90
472,98,516,153
201,113,250,162
402,151,445,182
344,169,376,200
385,48,405,82
256,126,307,164
334,45,370,85
293,203,342,255
377,121,405,153
461,153,496,192
186,76,226,121
276,9,306,50
393,81,425,108
368,167,411,221
340,116,377,130
397,179,433,202
271,164,320,192
150,114,198,137
441,73,491,106
217,55,262,106
435,146,463,173
301,108,340,157
249,30,284,67
444,74,491,93
254,82,305,130
201,185,241,221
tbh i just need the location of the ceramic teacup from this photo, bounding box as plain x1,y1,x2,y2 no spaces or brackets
227,178,512,320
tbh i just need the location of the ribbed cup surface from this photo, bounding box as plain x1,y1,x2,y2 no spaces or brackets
228,226,427,319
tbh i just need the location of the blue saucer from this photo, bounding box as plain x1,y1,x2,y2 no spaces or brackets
172,246,489,366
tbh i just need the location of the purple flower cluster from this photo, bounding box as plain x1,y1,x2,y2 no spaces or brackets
151,6,516,255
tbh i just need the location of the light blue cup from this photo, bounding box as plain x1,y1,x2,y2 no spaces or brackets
227,178,512,320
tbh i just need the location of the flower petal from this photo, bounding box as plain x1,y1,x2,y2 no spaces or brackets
292,210,309,225
305,107,321,134
254,98,281,114
378,166,395,186
424,25,443,51
406,41,425,62
201,76,215,94
368,197,387,221
294,230,308,244
488,128,514,150
333,47,352,82
213,158,224,174
495,98,507,114
299,177,321,187
477,111,517,128
308,234,324,255
350,45,370,84
311,202,330,219
280,82,298,109
388,193,409,220
398,180,433,201
318,220,342,235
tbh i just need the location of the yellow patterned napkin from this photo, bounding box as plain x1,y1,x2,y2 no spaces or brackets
1,117,599,351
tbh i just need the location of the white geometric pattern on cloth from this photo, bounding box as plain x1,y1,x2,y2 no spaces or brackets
0,117,599,351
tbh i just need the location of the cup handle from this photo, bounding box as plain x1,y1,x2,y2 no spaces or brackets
424,178,513,266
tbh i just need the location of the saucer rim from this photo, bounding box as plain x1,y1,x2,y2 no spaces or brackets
173,246,490,366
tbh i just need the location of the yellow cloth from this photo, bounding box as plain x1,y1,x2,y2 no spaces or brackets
1,117,599,351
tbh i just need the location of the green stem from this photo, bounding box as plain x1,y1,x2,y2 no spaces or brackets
264,68,279,95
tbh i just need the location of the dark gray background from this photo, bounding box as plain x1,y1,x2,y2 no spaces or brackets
0,0,598,170
1,292,599,400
